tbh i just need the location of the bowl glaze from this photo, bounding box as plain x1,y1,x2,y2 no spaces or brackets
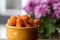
6,24,38,40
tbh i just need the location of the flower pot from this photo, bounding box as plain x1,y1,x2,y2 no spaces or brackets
6,24,38,40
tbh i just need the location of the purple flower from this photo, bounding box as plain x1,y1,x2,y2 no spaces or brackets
23,0,40,14
40,0,49,4
40,0,59,4
53,3,60,10
52,13,60,19
51,13,57,19
49,0,59,3
53,3,60,19
34,4,50,19
30,0,40,3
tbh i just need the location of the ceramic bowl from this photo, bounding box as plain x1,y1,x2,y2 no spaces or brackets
6,24,38,40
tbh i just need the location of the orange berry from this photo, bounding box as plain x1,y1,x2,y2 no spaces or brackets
10,16,17,20
16,19,22,27
26,24,32,28
28,18,34,25
34,19,40,26
7,16,17,26
22,15,30,21
22,15,30,26
16,16,25,27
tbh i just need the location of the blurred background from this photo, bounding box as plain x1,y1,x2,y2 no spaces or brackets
1,0,60,39
0,0,28,39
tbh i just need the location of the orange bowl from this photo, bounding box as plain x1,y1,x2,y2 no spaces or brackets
6,24,38,40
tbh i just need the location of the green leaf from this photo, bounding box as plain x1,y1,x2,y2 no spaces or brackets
39,17,56,38
46,24,55,38
30,14,35,19
55,19,60,29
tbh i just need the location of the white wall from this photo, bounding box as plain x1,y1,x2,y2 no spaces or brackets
6,0,21,9
0,0,21,15
0,0,6,14
21,0,28,15
21,0,28,8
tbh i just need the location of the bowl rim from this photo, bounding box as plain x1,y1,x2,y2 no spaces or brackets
6,24,39,29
